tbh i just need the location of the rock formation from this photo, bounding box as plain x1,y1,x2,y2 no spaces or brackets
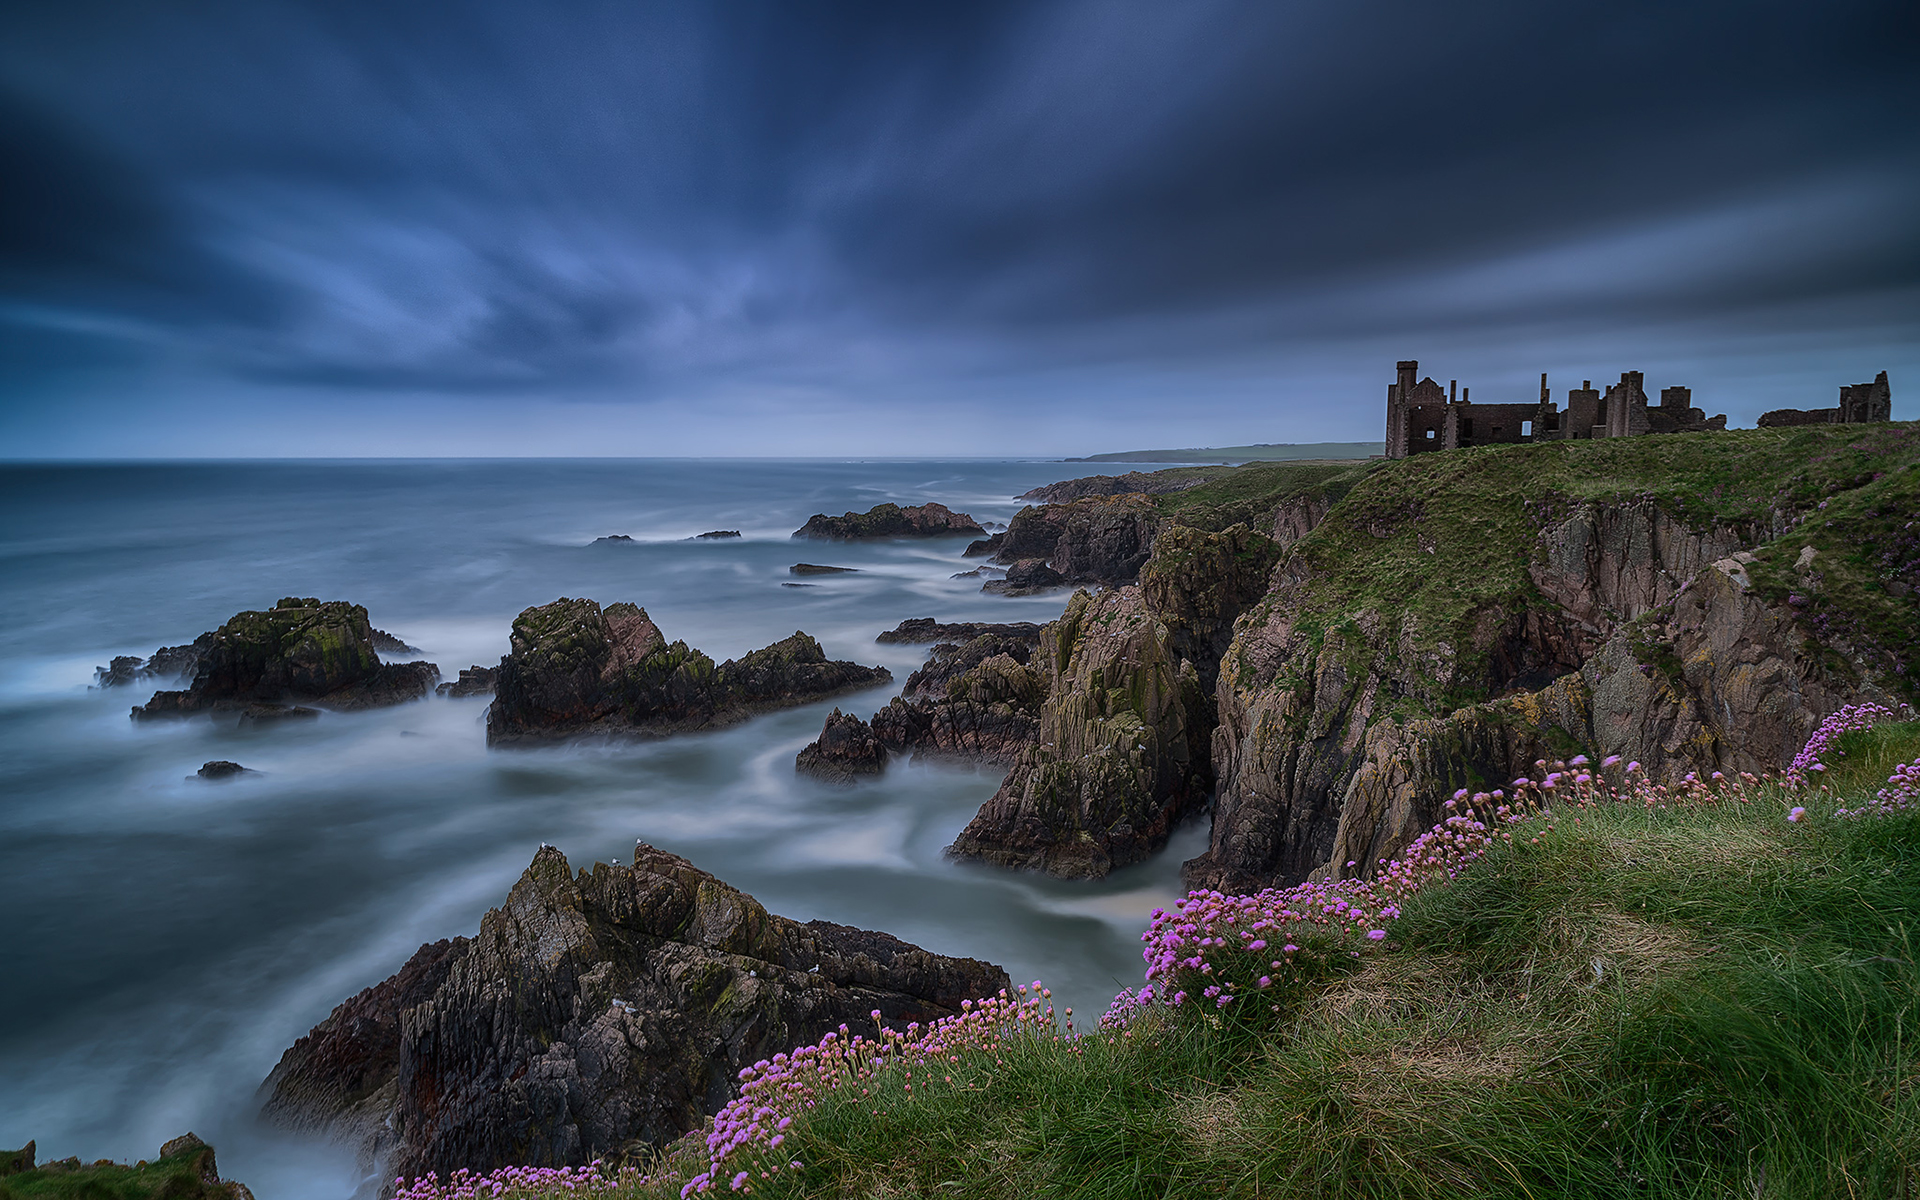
130,599,439,719
1015,470,1221,504
94,632,218,688
795,708,886,781
436,665,499,698
370,628,422,655
989,494,1162,589
593,534,635,543
694,530,741,539
982,559,1067,596
484,598,890,744
790,563,858,575
195,760,250,779
871,631,1049,766
793,502,984,540
945,587,1211,878
260,843,1007,1184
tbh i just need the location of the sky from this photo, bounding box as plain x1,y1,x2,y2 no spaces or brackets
1,0,1916,457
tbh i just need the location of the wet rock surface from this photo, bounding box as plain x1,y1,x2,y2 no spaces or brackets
790,563,858,575
795,708,887,781
260,843,1008,1184
370,628,422,655
95,632,218,688
982,559,1066,596
485,598,890,744
793,502,984,540
195,760,251,779
129,600,438,719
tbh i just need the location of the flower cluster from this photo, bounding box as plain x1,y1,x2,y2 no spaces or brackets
394,1163,642,1200
680,984,1063,1194
1787,702,1909,784
1837,754,1920,820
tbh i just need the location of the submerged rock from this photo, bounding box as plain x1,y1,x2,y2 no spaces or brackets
793,502,984,540
94,631,218,688
195,760,251,779
260,843,1008,1184
790,563,858,575
129,600,438,720
795,708,886,781
484,598,890,745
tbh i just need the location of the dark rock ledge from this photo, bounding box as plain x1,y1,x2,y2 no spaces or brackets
484,597,890,745
260,842,1008,1185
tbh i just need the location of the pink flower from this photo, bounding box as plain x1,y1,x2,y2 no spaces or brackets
1787,807,1806,823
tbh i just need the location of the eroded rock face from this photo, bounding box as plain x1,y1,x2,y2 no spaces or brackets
436,665,499,698
1187,496,1896,894
946,587,1208,879
991,494,1163,587
260,844,1008,1186
795,708,886,781
792,503,983,540
871,634,1048,766
130,600,438,719
486,599,890,744
982,559,1066,595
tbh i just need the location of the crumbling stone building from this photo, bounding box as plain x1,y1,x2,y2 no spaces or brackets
1757,371,1893,428
1384,359,1729,459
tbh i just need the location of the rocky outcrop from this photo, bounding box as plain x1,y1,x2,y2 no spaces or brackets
371,628,422,655
694,531,741,539
795,709,886,781
791,563,858,575
946,587,1209,878
962,532,1006,558
436,665,499,698
991,494,1163,587
982,559,1066,595
196,760,250,779
871,640,1048,765
261,844,1007,1185
593,534,635,543
130,600,438,719
95,632,218,688
793,503,984,540
875,618,1043,645
485,599,889,745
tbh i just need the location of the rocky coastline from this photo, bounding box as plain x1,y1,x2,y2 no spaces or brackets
261,842,1007,1185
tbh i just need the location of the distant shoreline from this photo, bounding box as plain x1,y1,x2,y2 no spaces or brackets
1065,441,1382,464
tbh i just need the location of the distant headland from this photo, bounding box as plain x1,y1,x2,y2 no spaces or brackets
1065,441,1382,463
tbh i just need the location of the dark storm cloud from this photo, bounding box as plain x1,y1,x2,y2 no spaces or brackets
0,0,1915,426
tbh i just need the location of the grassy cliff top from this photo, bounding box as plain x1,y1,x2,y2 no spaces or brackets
1257,423,1920,684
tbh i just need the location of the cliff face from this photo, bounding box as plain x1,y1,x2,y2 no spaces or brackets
992,494,1163,587
1188,428,1918,891
261,843,1008,1187
486,599,890,744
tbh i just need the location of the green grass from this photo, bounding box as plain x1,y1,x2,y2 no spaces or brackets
0,1145,235,1200
590,724,1920,1198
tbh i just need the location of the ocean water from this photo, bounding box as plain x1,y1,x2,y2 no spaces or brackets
0,459,1205,1197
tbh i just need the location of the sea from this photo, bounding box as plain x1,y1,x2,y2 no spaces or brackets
0,459,1206,1197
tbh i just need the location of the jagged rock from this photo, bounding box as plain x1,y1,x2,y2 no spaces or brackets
992,494,1163,586
95,656,147,688
871,647,1047,766
129,600,438,720
436,665,499,698
94,631,218,688
950,567,1007,579
790,563,858,575
694,530,741,539
902,633,1039,700
795,709,886,781
485,598,890,745
781,582,815,588
370,628,422,655
875,618,1043,645
946,587,1209,879
593,534,635,543
962,532,1006,558
982,559,1066,596
195,760,250,779
793,502,984,540
260,843,1008,1184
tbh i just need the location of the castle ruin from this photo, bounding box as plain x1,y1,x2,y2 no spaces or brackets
1384,360,1890,459
1756,371,1893,428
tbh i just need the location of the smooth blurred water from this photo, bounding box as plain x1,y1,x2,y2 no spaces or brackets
0,459,1205,1197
